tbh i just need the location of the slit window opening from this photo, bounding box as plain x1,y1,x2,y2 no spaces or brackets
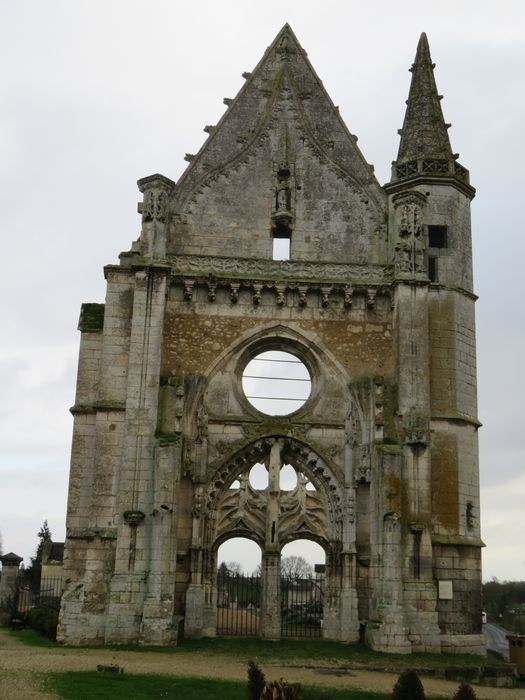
429,255,438,282
428,225,448,249
273,236,290,260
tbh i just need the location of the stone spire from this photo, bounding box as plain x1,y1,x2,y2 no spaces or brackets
397,33,452,164
389,33,473,194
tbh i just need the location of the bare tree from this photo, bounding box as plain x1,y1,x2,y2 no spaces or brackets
227,561,243,576
280,555,312,578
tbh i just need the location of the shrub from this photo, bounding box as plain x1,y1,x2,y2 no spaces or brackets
392,669,426,700
0,594,17,625
26,606,58,640
453,683,477,700
260,679,300,699
248,660,266,700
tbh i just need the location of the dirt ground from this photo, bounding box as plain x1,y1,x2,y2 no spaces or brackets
0,627,523,700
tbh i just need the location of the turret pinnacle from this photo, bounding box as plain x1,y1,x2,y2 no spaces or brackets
388,33,473,195
397,33,452,163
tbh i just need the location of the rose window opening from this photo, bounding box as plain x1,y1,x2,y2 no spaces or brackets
241,350,312,416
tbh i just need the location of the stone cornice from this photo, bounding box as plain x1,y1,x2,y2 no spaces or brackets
67,527,117,540
104,261,172,278
137,173,176,192
208,416,344,429
70,400,126,415
392,279,478,303
167,254,391,285
384,173,475,200
431,413,482,429
428,284,478,302
104,264,134,279
432,534,485,548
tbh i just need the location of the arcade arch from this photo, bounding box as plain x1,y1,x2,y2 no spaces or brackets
199,436,352,639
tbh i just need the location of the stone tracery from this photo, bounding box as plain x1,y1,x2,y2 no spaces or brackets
205,436,343,551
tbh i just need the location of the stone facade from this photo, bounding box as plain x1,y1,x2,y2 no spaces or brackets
57,26,485,654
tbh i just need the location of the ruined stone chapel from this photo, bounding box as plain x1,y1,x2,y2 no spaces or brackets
58,26,484,654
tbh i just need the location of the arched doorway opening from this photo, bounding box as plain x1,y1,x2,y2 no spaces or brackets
280,539,326,638
202,436,346,640
216,537,262,636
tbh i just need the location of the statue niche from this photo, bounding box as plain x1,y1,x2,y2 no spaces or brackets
392,191,427,278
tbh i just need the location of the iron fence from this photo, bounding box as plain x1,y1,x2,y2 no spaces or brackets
281,573,323,638
215,570,324,638
16,576,63,614
216,571,261,636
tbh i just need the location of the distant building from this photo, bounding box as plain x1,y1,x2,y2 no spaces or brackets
41,540,65,582
58,26,484,654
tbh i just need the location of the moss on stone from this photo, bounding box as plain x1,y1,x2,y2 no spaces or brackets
377,443,401,455
78,303,105,332
382,382,399,442
184,372,206,393
155,430,181,445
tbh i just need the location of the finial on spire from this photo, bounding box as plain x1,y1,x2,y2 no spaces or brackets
396,32,452,164
387,33,473,194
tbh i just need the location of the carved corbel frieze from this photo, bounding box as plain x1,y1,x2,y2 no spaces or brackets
252,283,263,305
229,282,240,303
320,286,332,307
297,285,308,306
206,279,217,302
344,285,354,308
275,283,286,306
183,279,194,301
170,275,396,314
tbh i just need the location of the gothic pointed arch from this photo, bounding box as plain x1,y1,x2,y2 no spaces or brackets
203,436,344,556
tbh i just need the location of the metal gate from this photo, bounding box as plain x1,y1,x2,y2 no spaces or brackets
216,571,261,636
16,575,63,615
281,573,324,638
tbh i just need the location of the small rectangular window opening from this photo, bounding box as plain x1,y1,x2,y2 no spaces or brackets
428,225,448,249
272,236,290,260
428,256,438,282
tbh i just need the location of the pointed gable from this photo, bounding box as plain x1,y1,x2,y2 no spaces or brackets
169,25,386,264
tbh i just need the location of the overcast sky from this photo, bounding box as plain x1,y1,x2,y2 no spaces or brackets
1,0,524,582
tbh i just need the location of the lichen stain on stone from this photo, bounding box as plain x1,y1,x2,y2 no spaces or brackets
431,431,459,530
428,294,457,414
384,472,401,514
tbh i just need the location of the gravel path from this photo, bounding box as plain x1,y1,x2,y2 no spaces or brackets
0,627,523,699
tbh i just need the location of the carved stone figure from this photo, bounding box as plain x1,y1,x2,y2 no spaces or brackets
197,401,208,439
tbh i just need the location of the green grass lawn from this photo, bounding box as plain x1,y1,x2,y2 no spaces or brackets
48,671,447,700
11,627,499,671
8,627,56,648
173,636,491,670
